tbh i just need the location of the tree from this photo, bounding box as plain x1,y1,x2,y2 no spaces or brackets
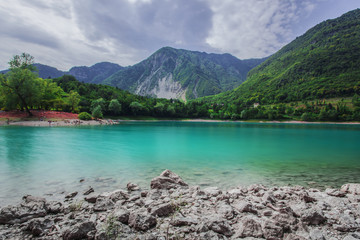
0,53,39,116
129,101,144,116
108,99,121,115
91,98,106,112
92,105,103,119
67,90,81,112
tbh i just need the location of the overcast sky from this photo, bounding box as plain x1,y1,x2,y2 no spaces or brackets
0,0,359,70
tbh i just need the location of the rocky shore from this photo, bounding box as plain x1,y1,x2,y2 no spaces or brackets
1,170,360,240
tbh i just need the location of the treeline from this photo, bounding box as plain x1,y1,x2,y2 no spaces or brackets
1,53,359,122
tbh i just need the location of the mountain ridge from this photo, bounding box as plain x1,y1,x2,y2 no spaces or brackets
104,47,266,100
204,8,360,105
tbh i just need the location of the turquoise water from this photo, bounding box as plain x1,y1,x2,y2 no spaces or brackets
0,121,359,206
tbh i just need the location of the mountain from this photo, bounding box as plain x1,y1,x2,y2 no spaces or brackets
103,47,266,100
207,9,360,105
1,62,123,85
68,62,123,84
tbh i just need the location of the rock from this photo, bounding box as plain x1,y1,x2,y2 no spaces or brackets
26,218,53,237
93,197,114,212
150,203,175,217
171,217,198,227
325,188,346,197
0,196,47,224
128,212,157,231
83,187,94,195
233,200,257,214
309,229,325,240
216,202,235,219
127,182,140,191
45,201,63,214
84,194,98,203
113,209,130,224
208,219,234,237
234,216,263,238
63,221,96,240
301,208,326,225
204,187,222,197
284,233,308,240
141,191,148,197
341,184,360,195
262,220,283,239
150,169,188,190
343,235,359,240
109,190,129,202
262,192,276,204
65,192,78,199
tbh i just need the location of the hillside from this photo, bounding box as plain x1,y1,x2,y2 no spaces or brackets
103,47,265,100
1,62,123,85
207,9,360,105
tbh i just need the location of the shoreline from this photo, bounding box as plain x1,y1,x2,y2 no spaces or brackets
1,118,360,127
1,170,359,239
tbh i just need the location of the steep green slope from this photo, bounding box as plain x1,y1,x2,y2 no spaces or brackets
209,9,360,105
104,47,265,100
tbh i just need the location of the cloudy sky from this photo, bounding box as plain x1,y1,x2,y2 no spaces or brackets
0,0,359,70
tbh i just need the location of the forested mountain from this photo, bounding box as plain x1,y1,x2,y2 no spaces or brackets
103,47,266,100
206,9,360,105
1,62,123,85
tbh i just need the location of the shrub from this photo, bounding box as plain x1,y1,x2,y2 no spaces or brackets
78,112,92,120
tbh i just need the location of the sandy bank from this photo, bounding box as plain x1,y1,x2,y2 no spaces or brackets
1,170,360,239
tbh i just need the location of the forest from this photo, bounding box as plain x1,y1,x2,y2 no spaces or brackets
0,53,359,122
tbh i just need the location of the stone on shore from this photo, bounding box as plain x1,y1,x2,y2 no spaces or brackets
1,170,360,239
341,183,360,195
150,169,188,190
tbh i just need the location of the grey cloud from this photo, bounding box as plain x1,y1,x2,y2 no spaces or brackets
72,0,213,52
0,9,60,49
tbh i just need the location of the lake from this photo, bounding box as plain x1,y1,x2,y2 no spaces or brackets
0,121,359,206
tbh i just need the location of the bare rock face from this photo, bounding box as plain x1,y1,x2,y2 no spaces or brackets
341,184,360,195
150,169,188,190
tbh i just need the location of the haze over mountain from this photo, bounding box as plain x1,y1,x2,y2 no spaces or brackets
205,9,360,104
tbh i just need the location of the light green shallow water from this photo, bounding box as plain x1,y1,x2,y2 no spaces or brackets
0,121,359,206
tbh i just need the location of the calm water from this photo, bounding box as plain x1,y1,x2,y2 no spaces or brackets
0,121,359,206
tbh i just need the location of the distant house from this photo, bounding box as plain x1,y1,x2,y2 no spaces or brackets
253,103,260,108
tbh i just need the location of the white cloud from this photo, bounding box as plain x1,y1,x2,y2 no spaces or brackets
205,0,316,59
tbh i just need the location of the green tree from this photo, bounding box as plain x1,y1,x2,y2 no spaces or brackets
108,99,122,115
92,105,103,119
67,90,81,112
91,98,106,112
0,53,40,116
40,78,65,110
129,101,144,116
154,102,165,116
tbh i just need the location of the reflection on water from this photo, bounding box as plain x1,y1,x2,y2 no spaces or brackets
0,122,359,206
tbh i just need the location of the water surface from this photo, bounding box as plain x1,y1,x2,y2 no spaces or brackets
0,121,359,206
